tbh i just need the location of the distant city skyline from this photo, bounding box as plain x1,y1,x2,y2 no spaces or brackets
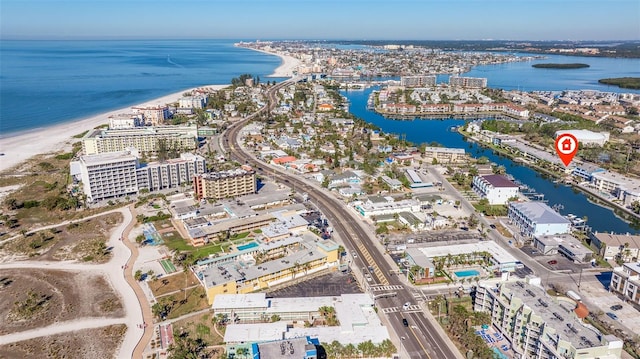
2,0,639,41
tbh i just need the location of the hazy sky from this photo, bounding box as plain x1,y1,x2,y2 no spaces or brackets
2,0,639,41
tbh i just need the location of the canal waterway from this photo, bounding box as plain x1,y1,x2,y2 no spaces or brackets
342,87,640,234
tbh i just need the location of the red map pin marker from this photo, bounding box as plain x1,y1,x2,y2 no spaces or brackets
555,133,579,167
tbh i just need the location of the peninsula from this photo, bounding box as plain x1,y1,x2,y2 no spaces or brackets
598,77,640,89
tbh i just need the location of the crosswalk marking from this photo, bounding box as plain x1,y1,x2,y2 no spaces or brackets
370,285,404,292
381,305,422,314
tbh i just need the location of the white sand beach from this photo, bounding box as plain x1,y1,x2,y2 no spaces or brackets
247,47,302,78
0,84,228,173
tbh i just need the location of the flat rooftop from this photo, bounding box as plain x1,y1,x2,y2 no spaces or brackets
415,241,518,265
224,322,286,343
80,150,137,165
505,281,603,350
257,337,311,359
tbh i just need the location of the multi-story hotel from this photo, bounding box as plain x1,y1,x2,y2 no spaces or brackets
136,153,206,192
82,125,198,155
70,151,139,203
474,279,623,359
193,168,257,200
71,149,205,202
449,76,488,88
400,75,436,88
610,262,640,305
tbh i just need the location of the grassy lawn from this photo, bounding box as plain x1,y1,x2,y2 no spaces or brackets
148,271,200,297
191,245,224,260
172,312,224,345
156,286,209,320
230,231,250,240
160,230,225,262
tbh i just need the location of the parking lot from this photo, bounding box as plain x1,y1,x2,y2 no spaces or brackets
519,245,591,273
266,271,362,298
580,282,640,335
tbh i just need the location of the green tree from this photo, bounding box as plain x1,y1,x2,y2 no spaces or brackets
167,331,208,359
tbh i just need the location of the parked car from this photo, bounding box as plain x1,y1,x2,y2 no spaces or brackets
547,260,558,265
610,304,623,311
606,312,618,320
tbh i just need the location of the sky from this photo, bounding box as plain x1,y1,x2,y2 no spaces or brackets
2,0,639,41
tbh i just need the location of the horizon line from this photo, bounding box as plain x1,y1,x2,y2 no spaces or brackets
1,37,639,42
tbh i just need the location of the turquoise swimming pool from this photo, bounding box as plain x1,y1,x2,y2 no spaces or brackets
454,269,480,277
237,242,259,251
492,347,508,359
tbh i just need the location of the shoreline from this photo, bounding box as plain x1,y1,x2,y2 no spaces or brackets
0,84,228,173
238,45,302,78
456,128,640,225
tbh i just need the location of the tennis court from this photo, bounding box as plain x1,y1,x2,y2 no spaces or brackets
160,259,177,274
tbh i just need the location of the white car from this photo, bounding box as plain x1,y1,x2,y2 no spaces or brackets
402,302,411,310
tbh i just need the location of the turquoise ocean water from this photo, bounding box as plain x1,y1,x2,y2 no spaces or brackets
0,39,283,136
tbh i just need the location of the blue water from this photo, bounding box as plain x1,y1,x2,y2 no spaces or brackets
492,347,508,359
463,53,640,93
455,270,480,278
0,39,284,135
343,87,640,234
237,242,259,251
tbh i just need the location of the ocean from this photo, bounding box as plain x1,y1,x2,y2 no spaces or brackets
0,39,283,136
1,40,639,136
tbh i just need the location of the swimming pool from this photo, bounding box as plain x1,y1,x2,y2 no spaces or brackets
237,242,259,251
454,269,480,277
492,347,508,359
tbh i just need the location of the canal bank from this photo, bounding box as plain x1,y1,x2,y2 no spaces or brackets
342,87,640,234
456,128,640,226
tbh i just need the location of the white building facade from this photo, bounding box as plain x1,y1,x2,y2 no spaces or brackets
472,174,519,205
508,202,571,237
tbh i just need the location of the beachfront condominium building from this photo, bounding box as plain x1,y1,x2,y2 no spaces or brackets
508,201,571,238
70,151,140,202
178,95,207,109
82,125,198,155
193,168,257,200
71,149,205,202
136,153,206,192
472,174,519,205
131,106,170,126
474,279,623,359
610,262,640,305
400,75,436,88
449,76,488,88
108,114,143,129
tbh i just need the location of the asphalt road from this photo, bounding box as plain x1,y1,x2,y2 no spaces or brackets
221,79,460,359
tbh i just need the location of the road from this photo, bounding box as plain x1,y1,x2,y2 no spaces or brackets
0,207,145,358
221,79,461,359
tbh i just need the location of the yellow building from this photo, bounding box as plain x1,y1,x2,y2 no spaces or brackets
193,168,257,200
194,237,340,304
